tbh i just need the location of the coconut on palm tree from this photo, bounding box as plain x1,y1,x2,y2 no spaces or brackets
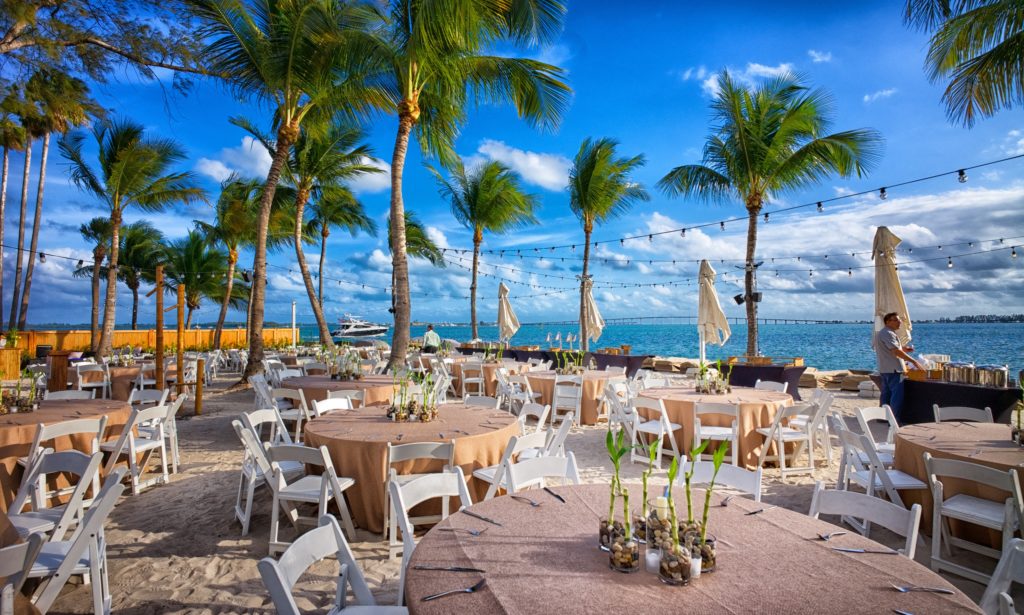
658,72,882,356
17,69,101,329
190,0,388,379
430,159,538,339
904,0,1024,126
0,99,27,326
59,118,206,356
569,138,649,352
163,230,245,328
118,221,165,329
309,184,378,312
378,0,571,368
76,217,112,352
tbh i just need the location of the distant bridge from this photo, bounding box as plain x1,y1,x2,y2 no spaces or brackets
520,315,865,326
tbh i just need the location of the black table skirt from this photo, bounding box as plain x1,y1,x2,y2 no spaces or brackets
901,379,1022,425
456,348,650,378
727,365,807,401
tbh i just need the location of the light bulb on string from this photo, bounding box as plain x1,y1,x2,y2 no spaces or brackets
817,202,823,212
1013,247,1018,258
848,268,852,276
763,213,769,223
947,257,953,268
879,187,887,200
958,169,967,183
720,221,725,231
648,234,653,242
680,228,686,237
38,252,45,263
77,259,84,268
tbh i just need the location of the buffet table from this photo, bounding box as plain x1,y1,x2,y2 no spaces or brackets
303,402,519,533
281,375,394,407
902,379,1022,425
457,348,651,378
404,484,978,613
727,364,807,401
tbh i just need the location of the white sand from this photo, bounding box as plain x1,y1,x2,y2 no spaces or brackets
43,379,1007,613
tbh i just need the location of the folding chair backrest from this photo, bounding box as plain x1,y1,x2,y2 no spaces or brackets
464,395,499,409
326,389,363,404
689,461,762,502
44,389,94,400
268,443,328,470
694,402,739,419
855,405,898,443
507,453,580,492
808,481,921,557
387,441,454,466
302,362,329,375
754,379,788,393
517,403,550,434
979,538,1024,615
312,397,352,415
29,417,107,463
128,388,168,408
243,408,293,446
101,406,162,475
543,412,574,456
924,454,1023,527
604,366,626,375
390,468,472,514
11,450,103,540
233,419,274,478
0,532,43,602
933,404,993,423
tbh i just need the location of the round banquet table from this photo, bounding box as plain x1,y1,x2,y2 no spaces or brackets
638,387,792,470
451,360,529,397
526,370,627,425
303,402,519,534
894,421,1024,544
282,375,395,407
0,399,132,512
405,484,979,614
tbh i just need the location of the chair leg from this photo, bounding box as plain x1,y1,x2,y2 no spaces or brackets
333,492,357,539
269,493,282,554
731,438,738,467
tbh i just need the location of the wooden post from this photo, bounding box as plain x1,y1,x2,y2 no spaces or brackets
154,265,164,392
176,284,185,398
46,350,71,392
195,358,204,415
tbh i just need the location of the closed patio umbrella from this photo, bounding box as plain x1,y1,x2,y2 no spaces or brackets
582,278,605,344
697,259,731,365
872,226,911,346
497,282,520,342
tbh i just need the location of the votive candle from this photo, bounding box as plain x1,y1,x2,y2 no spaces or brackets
645,548,660,573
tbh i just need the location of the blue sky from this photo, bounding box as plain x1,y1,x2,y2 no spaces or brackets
7,1,1024,327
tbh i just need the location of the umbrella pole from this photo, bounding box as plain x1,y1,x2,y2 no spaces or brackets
699,331,706,366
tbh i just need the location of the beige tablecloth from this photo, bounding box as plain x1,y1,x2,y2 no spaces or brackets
80,365,145,401
282,375,395,407
0,399,132,511
451,361,528,397
894,421,1024,545
304,402,518,534
406,484,977,613
638,387,792,470
527,370,626,425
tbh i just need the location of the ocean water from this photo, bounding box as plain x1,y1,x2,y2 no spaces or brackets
304,322,1024,375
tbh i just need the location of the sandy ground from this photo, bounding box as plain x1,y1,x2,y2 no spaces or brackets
42,375,1012,614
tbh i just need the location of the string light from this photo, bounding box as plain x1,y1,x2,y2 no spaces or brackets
720,221,725,231
763,213,769,223
958,169,967,183
77,259,84,268
680,228,686,237
38,252,46,263
947,257,953,268
1013,247,1018,258
817,202,823,212
879,187,887,200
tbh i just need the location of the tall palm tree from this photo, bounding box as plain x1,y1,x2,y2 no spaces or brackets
163,230,244,328
904,0,1024,126
658,72,882,356
0,99,27,326
387,211,444,316
308,182,378,313
569,138,649,352
379,0,571,368
117,221,164,329
7,87,39,330
18,69,100,329
59,118,206,356
190,0,388,379
430,159,538,339
77,217,111,352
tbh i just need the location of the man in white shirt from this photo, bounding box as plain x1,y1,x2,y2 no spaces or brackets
422,325,441,354
874,312,923,421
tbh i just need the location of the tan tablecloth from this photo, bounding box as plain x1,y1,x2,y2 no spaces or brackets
0,399,132,512
451,361,528,397
638,387,792,470
527,370,626,425
304,403,518,534
282,375,395,407
80,366,145,401
894,421,1024,544
405,484,979,614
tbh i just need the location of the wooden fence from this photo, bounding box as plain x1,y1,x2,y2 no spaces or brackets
13,327,297,356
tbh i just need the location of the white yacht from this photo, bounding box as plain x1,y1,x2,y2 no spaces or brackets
331,315,388,339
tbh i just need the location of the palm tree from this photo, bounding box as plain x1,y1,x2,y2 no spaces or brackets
163,230,243,328
190,0,388,379
77,217,112,352
0,99,27,326
117,221,164,329
569,138,649,352
904,0,1024,126
430,159,538,339
17,69,100,329
379,0,571,368
7,86,40,330
308,182,378,313
59,118,206,356
658,72,882,356
387,211,445,316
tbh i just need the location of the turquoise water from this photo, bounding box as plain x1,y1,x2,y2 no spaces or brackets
305,322,1024,375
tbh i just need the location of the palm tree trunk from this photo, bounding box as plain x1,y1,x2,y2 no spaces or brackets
90,248,102,353
242,124,295,380
580,226,592,353
130,283,139,329
97,211,122,357
9,140,31,330
18,133,48,330
744,207,759,356
387,112,414,370
0,146,9,327
318,229,327,310
186,305,194,329
470,230,481,340
213,251,236,350
293,192,334,348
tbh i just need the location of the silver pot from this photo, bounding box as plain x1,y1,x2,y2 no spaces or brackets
976,365,1009,388
943,362,976,384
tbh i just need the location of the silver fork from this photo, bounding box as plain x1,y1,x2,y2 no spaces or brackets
510,495,542,507
439,527,488,537
421,578,487,601
889,583,954,595
817,531,848,541
720,495,735,507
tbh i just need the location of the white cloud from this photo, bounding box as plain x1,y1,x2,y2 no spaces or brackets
1002,129,1024,155
807,49,832,63
194,136,272,181
533,43,572,68
863,88,898,104
349,157,391,194
678,66,708,82
698,62,795,97
425,226,450,250
470,139,571,191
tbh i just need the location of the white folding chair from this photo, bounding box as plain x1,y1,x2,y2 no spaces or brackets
390,469,472,605
27,468,127,615
243,408,294,446
17,416,106,504
689,461,762,502
517,403,551,435
464,395,499,409
753,379,788,393
8,450,102,541
100,405,171,495
313,397,353,415
603,365,626,376
933,404,994,423
756,405,815,480
133,363,157,392
0,532,43,615
384,441,455,558
258,515,408,615
693,402,740,467
551,375,582,426
301,362,330,376
127,388,168,409
474,431,550,500
506,453,581,493
326,389,364,407
231,419,303,536
925,453,1023,584
854,405,898,464
267,444,357,555
44,389,94,400
506,374,540,411
788,391,834,466
458,361,485,398
76,363,111,399
273,388,313,443
808,481,922,558
629,397,681,469
980,538,1024,615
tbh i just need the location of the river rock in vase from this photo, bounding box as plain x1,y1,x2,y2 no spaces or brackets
699,535,717,573
646,506,673,550
659,543,693,586
608,534,640,573
598,518,624,551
